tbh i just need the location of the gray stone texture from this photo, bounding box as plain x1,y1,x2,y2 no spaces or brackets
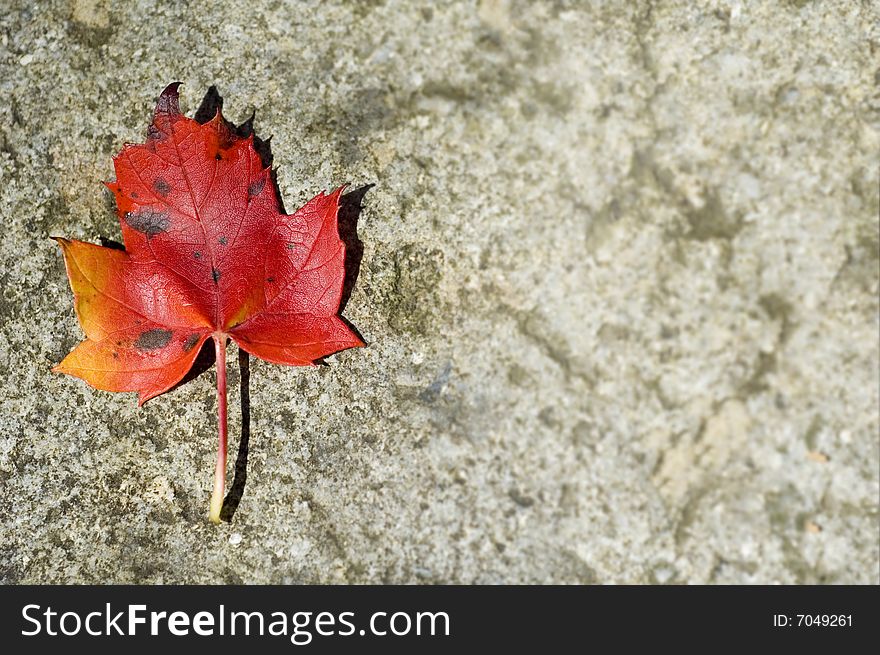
0,0,877,583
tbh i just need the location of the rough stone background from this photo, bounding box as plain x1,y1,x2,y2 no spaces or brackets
0,0,877,584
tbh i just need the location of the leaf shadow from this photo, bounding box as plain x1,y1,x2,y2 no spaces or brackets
170,338,216,392
220,348,250,522
98,237,125,251
338,184,372,313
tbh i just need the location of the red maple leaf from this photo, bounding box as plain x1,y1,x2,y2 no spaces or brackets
53,83,364,522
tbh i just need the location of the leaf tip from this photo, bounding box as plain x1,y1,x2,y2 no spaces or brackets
159,81,183,103
152,82,183,128
207,107,226,129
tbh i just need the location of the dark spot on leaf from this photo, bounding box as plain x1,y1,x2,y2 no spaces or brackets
146,124,166,141
193,251,202,260
287,242,296,250
218,236,228,245
136,328,172,350
215,153,222,161
153,178,171,196
247,178,265,199
112,351,119,359
267,276,275,283
212,268,221,283
183,334,201,352
125,208,170,238
131,192,139,199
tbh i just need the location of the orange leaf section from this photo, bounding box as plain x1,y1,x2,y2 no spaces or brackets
54,83,363,403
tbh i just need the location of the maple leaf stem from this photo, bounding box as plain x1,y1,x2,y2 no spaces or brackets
209,333,228,524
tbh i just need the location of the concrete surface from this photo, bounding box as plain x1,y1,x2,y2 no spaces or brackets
0,0,877,583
